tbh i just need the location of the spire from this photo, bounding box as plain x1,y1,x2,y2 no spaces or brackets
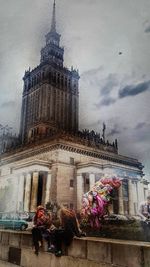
102,122,106,142
51,0,56,32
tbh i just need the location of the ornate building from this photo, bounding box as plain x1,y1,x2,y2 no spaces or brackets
20,0,79,144
0,0,148,215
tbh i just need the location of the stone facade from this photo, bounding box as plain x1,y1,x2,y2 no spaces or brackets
0,136,148,214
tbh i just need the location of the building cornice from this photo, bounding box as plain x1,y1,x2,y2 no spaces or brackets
13,159,51,171
0,138,143,171
76,162,143,175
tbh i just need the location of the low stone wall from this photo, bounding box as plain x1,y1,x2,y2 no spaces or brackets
84,219,147,241
0,230,150,267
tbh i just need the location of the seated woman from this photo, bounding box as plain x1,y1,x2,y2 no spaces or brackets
52,207,82,257
32,205,51,255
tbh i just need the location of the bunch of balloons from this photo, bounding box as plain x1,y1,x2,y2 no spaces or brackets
81,176,121,229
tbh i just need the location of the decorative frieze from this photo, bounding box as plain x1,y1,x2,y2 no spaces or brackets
0,140,143,174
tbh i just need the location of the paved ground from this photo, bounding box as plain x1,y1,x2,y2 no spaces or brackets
0,260,19,267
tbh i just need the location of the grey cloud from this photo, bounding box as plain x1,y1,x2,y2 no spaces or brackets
100,74,118,96
145,25,150,33
1,101,16,108
133,126,150,143
94,73,119,108
107,122,122,137
81,66,103,78
135,122,147,130
123,126,128,131
107,128,121,137
85,119,104,130
119,80,150,98
99,97,116,107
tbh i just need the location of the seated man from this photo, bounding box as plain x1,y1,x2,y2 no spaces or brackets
138,195,150,220
138,195,150,242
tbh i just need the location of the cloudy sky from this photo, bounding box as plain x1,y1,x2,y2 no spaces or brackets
0,0,150,178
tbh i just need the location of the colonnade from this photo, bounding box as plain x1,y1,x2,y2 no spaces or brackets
76,172,137,216
14,170,145,215
16,171,52,212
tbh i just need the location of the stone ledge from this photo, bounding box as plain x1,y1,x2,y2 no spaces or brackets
75,236,150,248
0,260,19,267
1,229,150,247
0,230,150,267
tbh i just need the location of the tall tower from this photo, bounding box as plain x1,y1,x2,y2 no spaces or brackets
20,0,79,144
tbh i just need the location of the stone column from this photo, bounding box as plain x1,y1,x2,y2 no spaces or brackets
17,174,25,212
118,183,124,215
30,171,39,212
76,173,84,211
131,181,138,215
45,172,52,205
137,180,145,203
89,173,95,190
10,174,19,213
24,173,32,212
128,179,134,215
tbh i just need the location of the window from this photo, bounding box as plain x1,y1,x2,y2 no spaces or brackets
49,72,52,82
122,179,129,199
82,173,90,193
57,73,60,84
61,76,64,87
70,157,74,165
70,179,74,188
85,178,89,185
70,203,74,210
65,77,67,86
122,179,129,215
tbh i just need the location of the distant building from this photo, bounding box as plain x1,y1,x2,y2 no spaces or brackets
0,127,18,154
0,0,148,215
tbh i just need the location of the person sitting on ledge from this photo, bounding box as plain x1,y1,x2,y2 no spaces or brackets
49,206,83,257
32,205,51,255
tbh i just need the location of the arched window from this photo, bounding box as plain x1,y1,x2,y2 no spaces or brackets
65,77,67,87
39,73,41,83
58,73,60,84
42,72,45,79
61,76,64,87
33,77,36,86
68,79,71,89
31,129,34,137
31,78,34,87
53,72,56,83
49,72,52,82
